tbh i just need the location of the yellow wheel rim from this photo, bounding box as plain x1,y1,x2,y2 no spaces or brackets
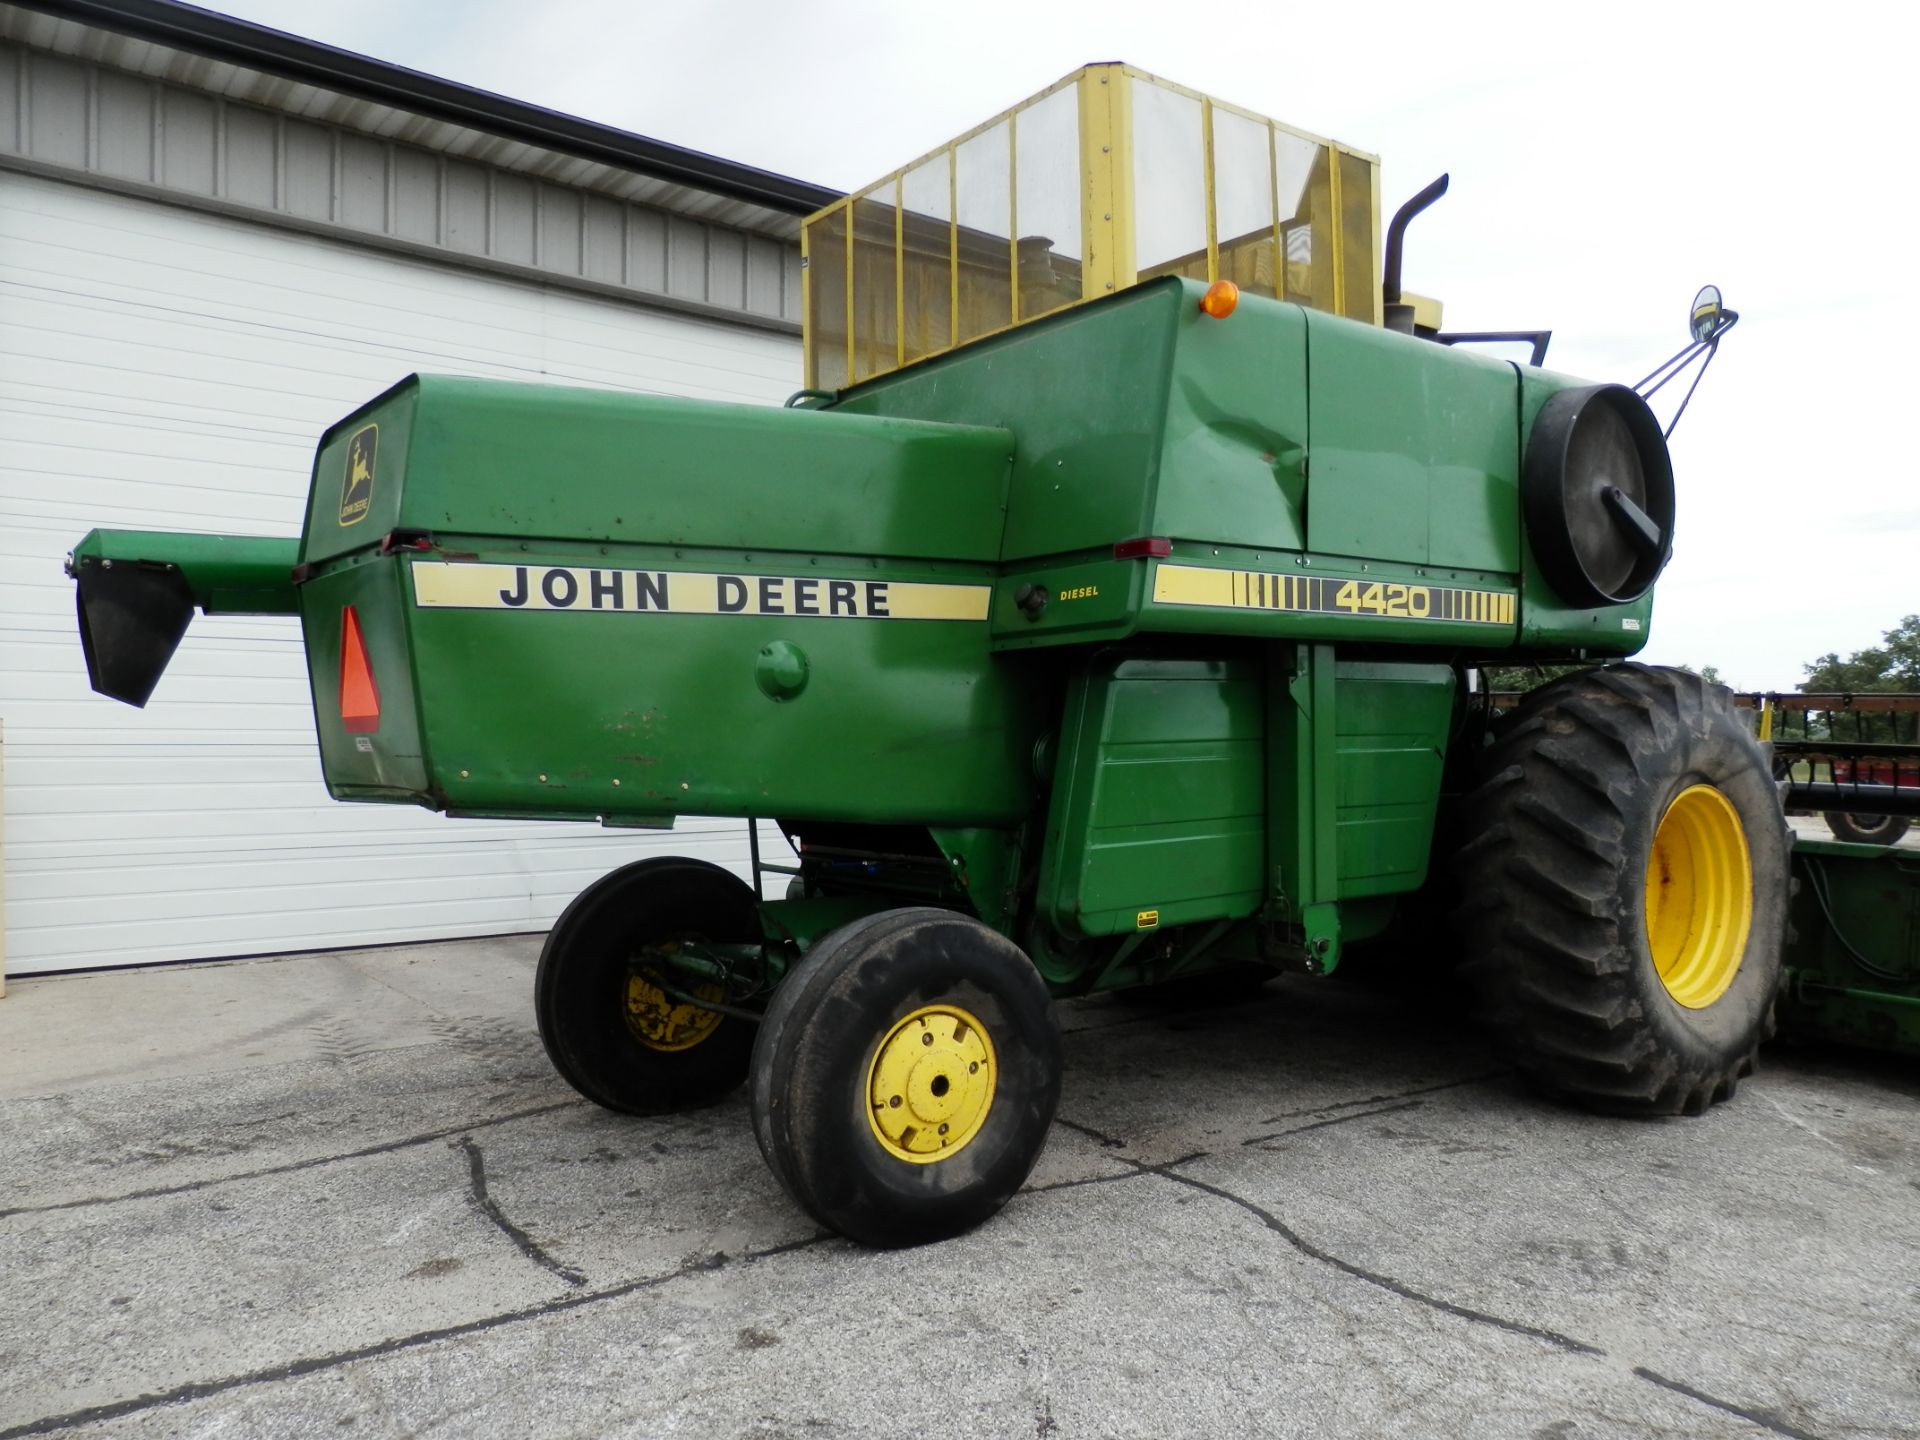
624,965,724,1052
1643,784,1754,1009
865,1004,996,1164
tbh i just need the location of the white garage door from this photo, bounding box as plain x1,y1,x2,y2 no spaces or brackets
0,171,799,974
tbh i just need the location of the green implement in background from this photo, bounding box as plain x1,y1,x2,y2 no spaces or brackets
1782,839,1920,1058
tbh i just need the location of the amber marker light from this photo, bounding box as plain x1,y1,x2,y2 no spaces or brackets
1199,279,1240,318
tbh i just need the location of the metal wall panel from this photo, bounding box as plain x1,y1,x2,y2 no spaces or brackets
539,183,582,275
282,119,332,220
0,170,801,974
747,236,785,317
491,171,533,265
339,133,387,232
223,102,274,208
161,89,217,195
667,214,705,300
28,51,84,166
628,208,668,291
583,194,622,285
0,40,803,330
0,50,15,150
445,158,486,253
392,147,437,244
96,70,153,182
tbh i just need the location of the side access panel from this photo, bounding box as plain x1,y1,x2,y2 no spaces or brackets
1036,651,1458,942
1038,656,1265,937
1328,660,1457,899
1266,649,1456,920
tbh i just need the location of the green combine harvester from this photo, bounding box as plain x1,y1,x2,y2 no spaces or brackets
66,65,1833,1246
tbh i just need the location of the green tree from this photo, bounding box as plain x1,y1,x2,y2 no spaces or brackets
1794,615,1920,742
1801,614,1920,692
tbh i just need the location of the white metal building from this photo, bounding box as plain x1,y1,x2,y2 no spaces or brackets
0,0,834,974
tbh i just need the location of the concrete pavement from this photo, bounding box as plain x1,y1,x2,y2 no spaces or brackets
1,936,1916,1438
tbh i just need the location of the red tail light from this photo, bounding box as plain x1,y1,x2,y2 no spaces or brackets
340,606,380,734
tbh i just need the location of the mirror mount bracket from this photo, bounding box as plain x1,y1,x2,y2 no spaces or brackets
1633,285,1739,440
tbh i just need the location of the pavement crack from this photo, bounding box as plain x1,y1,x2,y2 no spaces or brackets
1023,1168,1154,1195
1632,1367,1827,1440
1024,1157,1842,1438
0,1234,831,1440
1243,1098,1426,1147
0,1101,584,1222
1052,1116,1128,1149
1251,1071,1507,1132
455,1136,585,1288
1153,1168,1605,1357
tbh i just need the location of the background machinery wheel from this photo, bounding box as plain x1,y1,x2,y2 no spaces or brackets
749,908,1061,1248
1456,665,1789,1114
1823,811,1911,847
535,856,761,1115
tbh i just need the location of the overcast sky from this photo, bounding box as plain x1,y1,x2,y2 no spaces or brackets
209,0,1912,689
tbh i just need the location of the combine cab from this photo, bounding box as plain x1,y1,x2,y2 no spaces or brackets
67,64,1774,1247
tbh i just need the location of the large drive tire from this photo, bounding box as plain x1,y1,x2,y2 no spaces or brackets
1823,812,1911,846
749,908,1061,1248
535,857,760,1115
1456,665,1788,1115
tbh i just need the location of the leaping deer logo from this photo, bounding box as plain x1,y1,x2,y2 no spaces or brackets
340,425,377,525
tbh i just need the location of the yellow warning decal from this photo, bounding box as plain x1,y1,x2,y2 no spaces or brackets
1152,564,1514,626
1136,910,1160,931
411,561,990,622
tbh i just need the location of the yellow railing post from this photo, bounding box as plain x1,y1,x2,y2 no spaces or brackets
1327,144,1346,319
1200,96,1218,283
1007,109,1021,326
894,177,906,370
799,223,813,389
843,201,855,384
1077,64,1134,299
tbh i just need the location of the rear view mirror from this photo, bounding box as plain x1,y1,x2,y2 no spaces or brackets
1690,285,1727,344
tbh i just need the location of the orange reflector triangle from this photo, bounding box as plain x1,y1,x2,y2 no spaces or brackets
340,605,380,734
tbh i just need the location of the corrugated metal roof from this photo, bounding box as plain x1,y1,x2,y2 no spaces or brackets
0,0,838,240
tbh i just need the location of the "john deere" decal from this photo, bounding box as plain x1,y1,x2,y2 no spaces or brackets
410,561,991,622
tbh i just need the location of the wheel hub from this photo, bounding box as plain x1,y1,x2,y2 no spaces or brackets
1644,783,1754,1009
866,1004,996,1164
624,956,725,1052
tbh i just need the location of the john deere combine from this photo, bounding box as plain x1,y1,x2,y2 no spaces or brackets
66,65,1784,1247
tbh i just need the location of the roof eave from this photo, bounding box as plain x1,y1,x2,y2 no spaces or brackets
9,0,840,216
